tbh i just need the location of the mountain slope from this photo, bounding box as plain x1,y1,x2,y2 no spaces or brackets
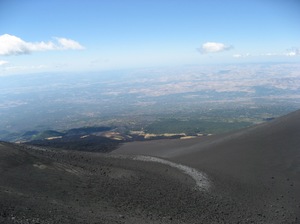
1,110,299,223
116,109,300,222
173,109,300,181
0,142,239,223
116,110,300,181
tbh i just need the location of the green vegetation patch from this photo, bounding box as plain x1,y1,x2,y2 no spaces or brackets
144,118,252,135
31,130,64,140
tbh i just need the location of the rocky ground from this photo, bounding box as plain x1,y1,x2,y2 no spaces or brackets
1,110,300,223
0,142,252,224
115,110,300,223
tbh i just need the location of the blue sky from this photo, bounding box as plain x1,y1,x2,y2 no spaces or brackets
0,0,300,75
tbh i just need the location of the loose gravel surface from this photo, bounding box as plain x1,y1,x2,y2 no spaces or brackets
2,141,298,224
1,110,300,224
0,142,250,224
115,110,300,223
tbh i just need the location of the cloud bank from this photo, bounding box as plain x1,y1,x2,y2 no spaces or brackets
285,48,300,57
233,53,251,58
198,42,233,54
0,60,8,66
233,48,300,59
0,34,84,56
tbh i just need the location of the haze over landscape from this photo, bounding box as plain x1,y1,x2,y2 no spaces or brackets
0,0,300,223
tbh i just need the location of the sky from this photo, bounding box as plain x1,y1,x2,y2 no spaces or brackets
0,0,300,75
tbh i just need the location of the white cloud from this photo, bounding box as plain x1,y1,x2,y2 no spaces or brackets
233,53,250,58
264,53,280,56
233,54,242,58
0,64,48,75
198,42,233,54
233,49,300,58
285,48,300,57
0,34,84,56
261,48,300,57
0,60,8,66
55,37,85,50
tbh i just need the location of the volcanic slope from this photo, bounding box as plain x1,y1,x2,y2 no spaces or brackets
115,109,300,223
0,141,246,223
1,110,299,223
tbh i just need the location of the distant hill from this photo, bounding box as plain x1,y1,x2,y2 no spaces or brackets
27,135,119,153
65,126,112,136
31,130,64,140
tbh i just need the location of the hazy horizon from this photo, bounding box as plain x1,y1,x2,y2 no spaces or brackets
1,0,300,141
